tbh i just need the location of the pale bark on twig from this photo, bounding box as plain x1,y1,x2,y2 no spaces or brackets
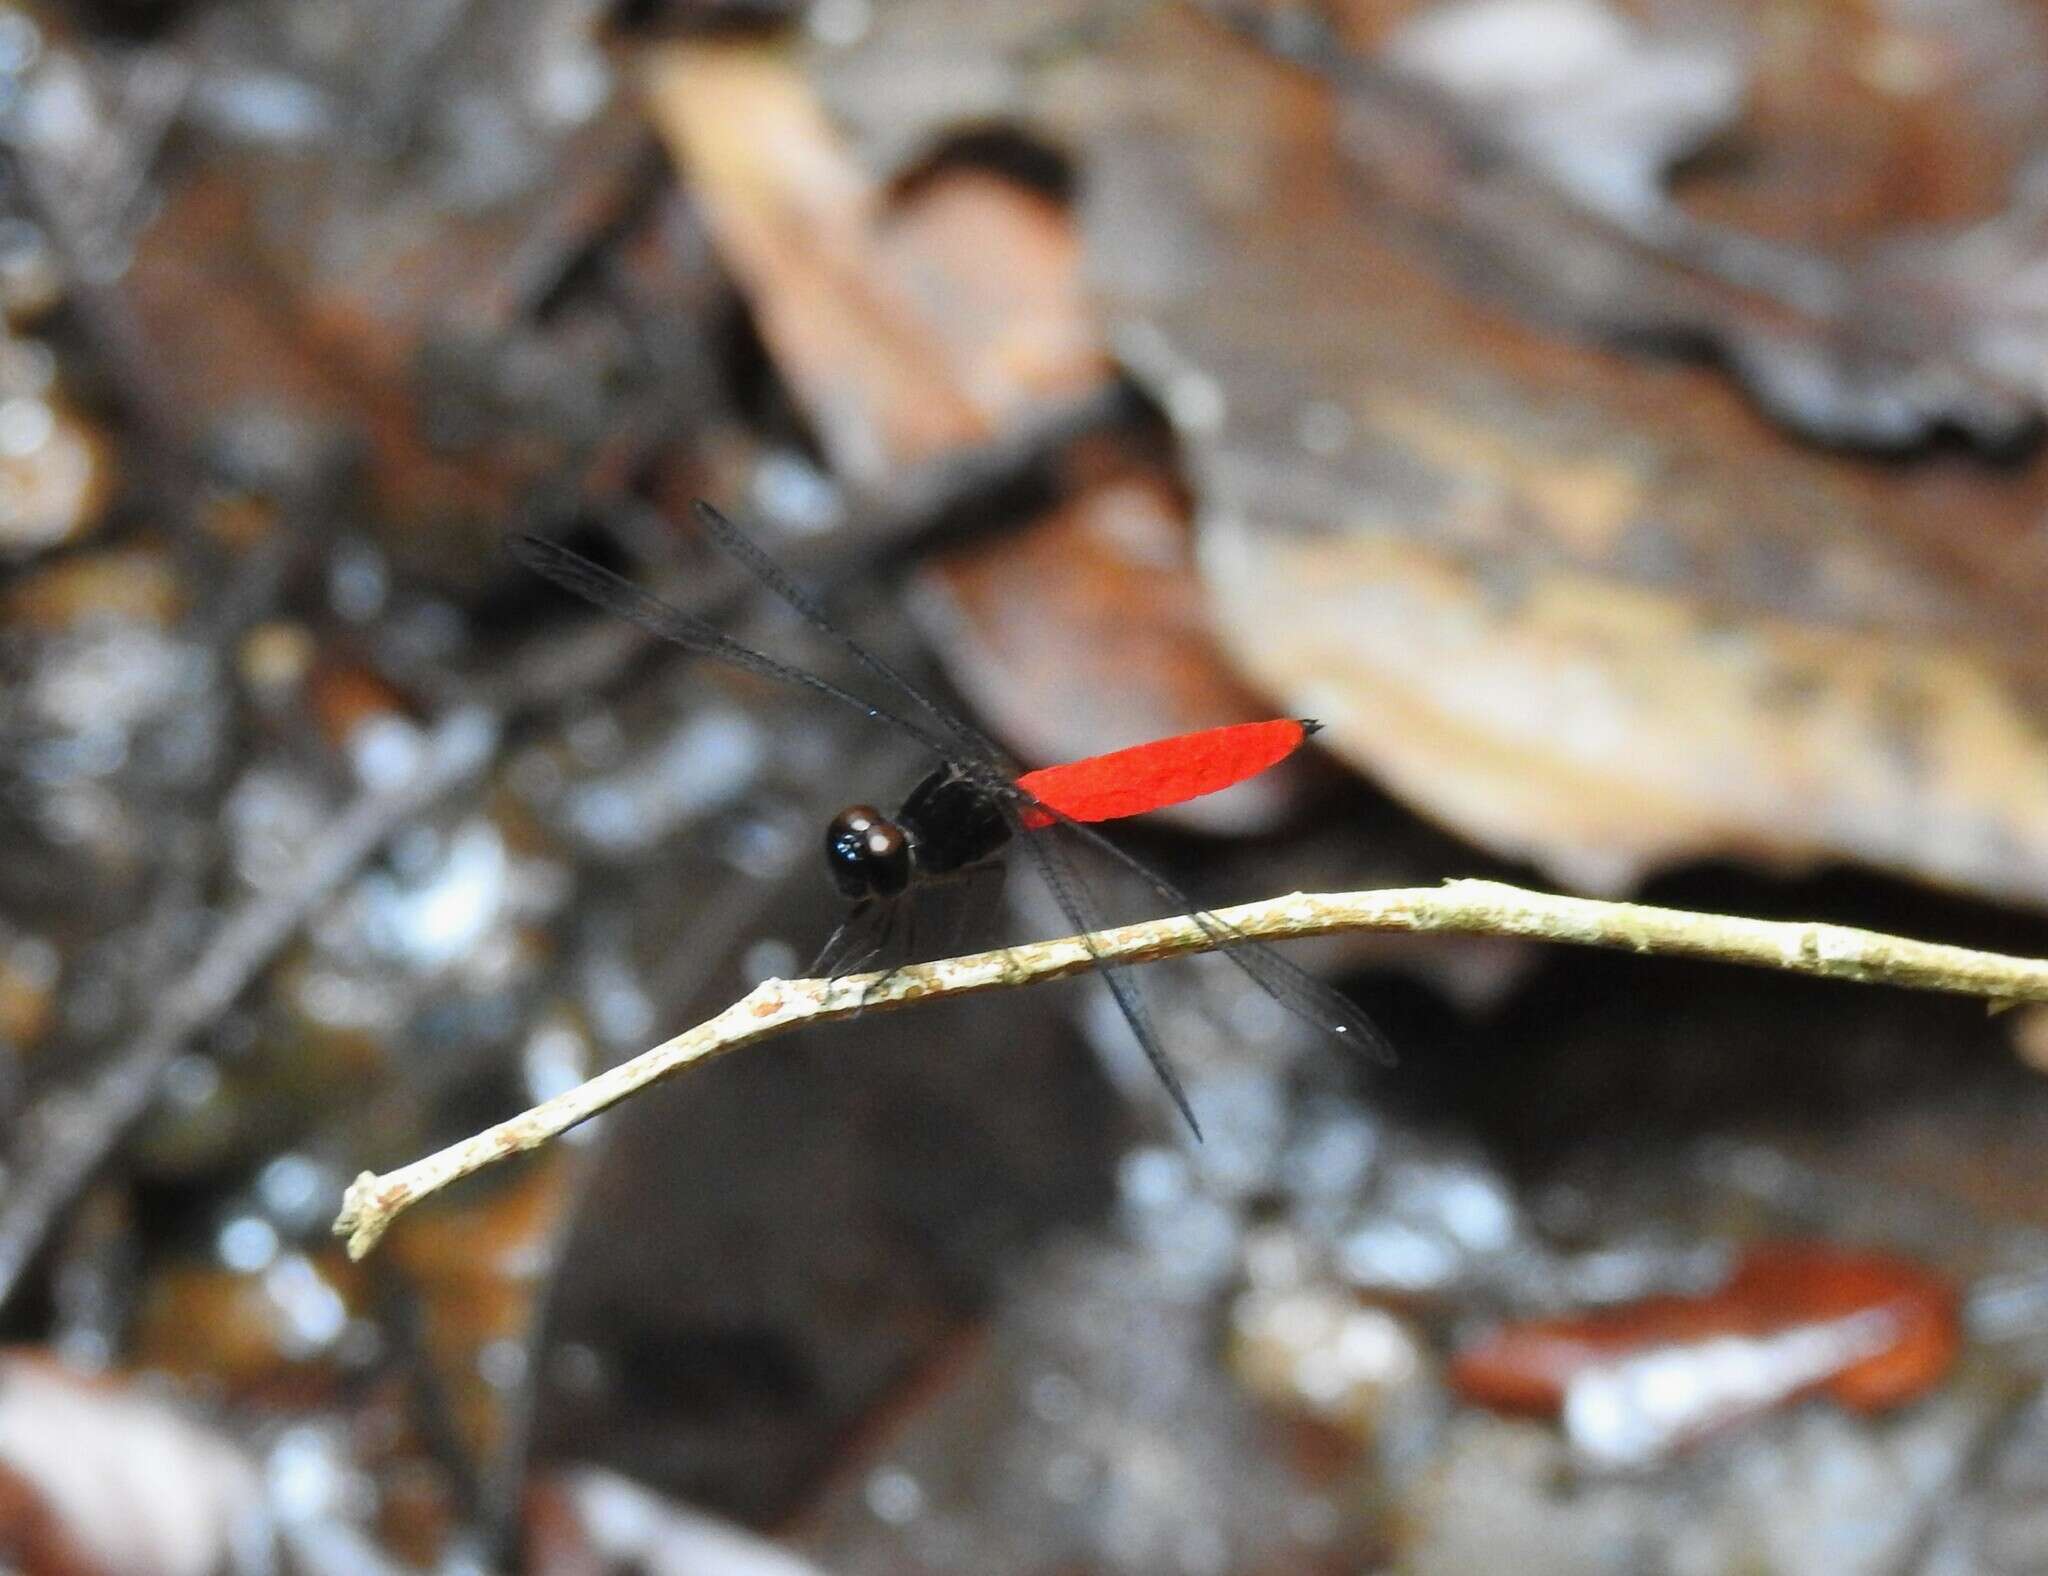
333,878,2048,1259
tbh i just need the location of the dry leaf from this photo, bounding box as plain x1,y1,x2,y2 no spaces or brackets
0,1353,268,1576
1450,1241,1961,1466
650,37,1309,809
824,4,2048,900
529,1468,830,1576
387,1153,576,1471
643,41,1109,483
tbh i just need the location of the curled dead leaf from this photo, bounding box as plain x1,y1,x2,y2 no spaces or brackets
643,41,1107,482
1449,1240,1961,1450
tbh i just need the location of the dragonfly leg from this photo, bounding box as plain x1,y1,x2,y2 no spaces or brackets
861,860,1008,1008
857,894,922,1011
936,858,1006,958
830,901,899,1012
810,899,874,977
950,860,1031,986
815,899,902,1013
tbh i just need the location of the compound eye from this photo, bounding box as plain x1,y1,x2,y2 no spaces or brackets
825,806,912,899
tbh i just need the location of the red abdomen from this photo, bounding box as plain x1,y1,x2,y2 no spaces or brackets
1015,719,1317,828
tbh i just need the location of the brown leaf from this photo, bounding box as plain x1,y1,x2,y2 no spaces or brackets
528,1468,830,1576
817,4,2048,901
1210,509,2048,895
131,1252,363,1406
387,1153,576,1472
641,40,1110,481
1329,0,2040,446
0,1352,267,1576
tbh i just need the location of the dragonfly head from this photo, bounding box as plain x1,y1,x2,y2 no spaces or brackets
825,805,912,901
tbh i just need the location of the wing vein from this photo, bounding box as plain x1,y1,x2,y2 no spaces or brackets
506,533,961,763
1008,805,1203,1138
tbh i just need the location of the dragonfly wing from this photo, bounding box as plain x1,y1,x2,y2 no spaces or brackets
692,503,1023,774
1008,807,1202,1139
508,533,962,763
931,859,1007,959
1023,798,1395,1067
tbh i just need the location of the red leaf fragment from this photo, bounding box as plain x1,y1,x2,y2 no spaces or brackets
1449,1241,1961,1425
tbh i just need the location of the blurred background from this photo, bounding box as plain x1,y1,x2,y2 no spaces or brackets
3,0,2048,1570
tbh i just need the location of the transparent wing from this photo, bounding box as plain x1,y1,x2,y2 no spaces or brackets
1009,807,1202,1138
507,533,962,764
1038,807,1396,1066
691,502,1021,775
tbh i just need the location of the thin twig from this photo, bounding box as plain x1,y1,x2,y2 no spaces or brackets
334,878,2048,1259
0,710,498,1308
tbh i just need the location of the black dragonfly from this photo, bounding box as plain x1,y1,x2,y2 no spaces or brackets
509,502,1390,1136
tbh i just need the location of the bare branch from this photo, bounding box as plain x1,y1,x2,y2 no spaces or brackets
333,878,2048,1259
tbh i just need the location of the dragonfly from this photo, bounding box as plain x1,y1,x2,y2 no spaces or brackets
508,502,1390,1136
